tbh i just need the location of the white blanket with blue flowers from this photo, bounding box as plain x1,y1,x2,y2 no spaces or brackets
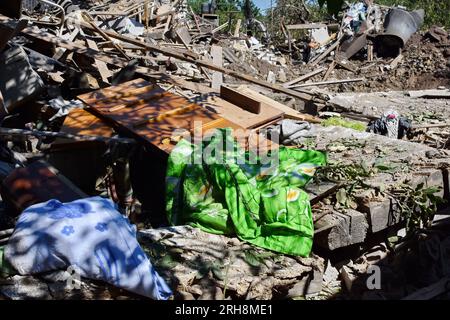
4,196,172,300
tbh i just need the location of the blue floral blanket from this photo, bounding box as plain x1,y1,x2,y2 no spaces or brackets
4,196,172,300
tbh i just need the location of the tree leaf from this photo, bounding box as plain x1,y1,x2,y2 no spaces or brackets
211,265,225,281
336,188,348,205
157,254,178,269
244,250,262,267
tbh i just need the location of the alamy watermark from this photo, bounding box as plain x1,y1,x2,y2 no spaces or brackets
366,265,381,290
65,264,82,291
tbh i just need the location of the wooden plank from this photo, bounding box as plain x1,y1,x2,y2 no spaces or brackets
236,85,322,123
220,86,261,114
51,108,114,147
323,61,337,81
85,38,112,83
234,19,242,37
223,47,239,64
211,22,229,34
290,78,365,89
79,78,157,105
175,25,192,46
309,36,342,66
77,79,227,153
202,94,283,129
408,89,450,99
163,14,172,34
314,209,369,250
283,67,326,88
367,43,374,62
0,127,133,145
211,45,223,90
390,54,403,69
82,12,130,60
335,60,356,73
52,27,79,60
163,75,217,94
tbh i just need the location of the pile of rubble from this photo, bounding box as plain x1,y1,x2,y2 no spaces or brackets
0,0,450,301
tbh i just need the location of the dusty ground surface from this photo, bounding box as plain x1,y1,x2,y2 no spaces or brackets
284,33,450,93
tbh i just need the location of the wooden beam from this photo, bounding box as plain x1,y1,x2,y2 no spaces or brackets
309,36,342,66
0,127,136,144
283,67,326,88
234,19,242,37
286,23,328,30
236,85,322,123
335,60,356,73
211,45,223,90
85,38,112,83
323,61,337,81
81,12,131,60
220,86,261,114
211,21,229,34
290,78,365,89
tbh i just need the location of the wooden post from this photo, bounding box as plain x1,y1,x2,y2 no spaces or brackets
144,1,149,29
234,19,241,37
211,45,223,90
367,43,373,62
323,60,337,81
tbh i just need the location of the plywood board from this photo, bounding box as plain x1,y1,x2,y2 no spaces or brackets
211,45,223,90
52,108,114,148
77,79,234,153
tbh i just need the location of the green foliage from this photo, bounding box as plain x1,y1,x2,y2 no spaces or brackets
317,0,345,17
309,0,450,28
389,182,446,232
321,116,367,132
315,161,374,183
188,0,263,30
243,249,275,267
376,0,450,28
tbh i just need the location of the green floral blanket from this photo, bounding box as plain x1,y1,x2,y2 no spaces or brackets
166,129,326,257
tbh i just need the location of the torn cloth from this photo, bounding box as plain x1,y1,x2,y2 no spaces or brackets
166,129,327,257
265,119,316,145
367,110,412,139
4,196,172,300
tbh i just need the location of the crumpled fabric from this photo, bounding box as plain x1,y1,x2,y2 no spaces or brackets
4,196,172,300
367,110,412,139
48,97,84,121
344,2,368,35
264,119,316,146
166,128,326,257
